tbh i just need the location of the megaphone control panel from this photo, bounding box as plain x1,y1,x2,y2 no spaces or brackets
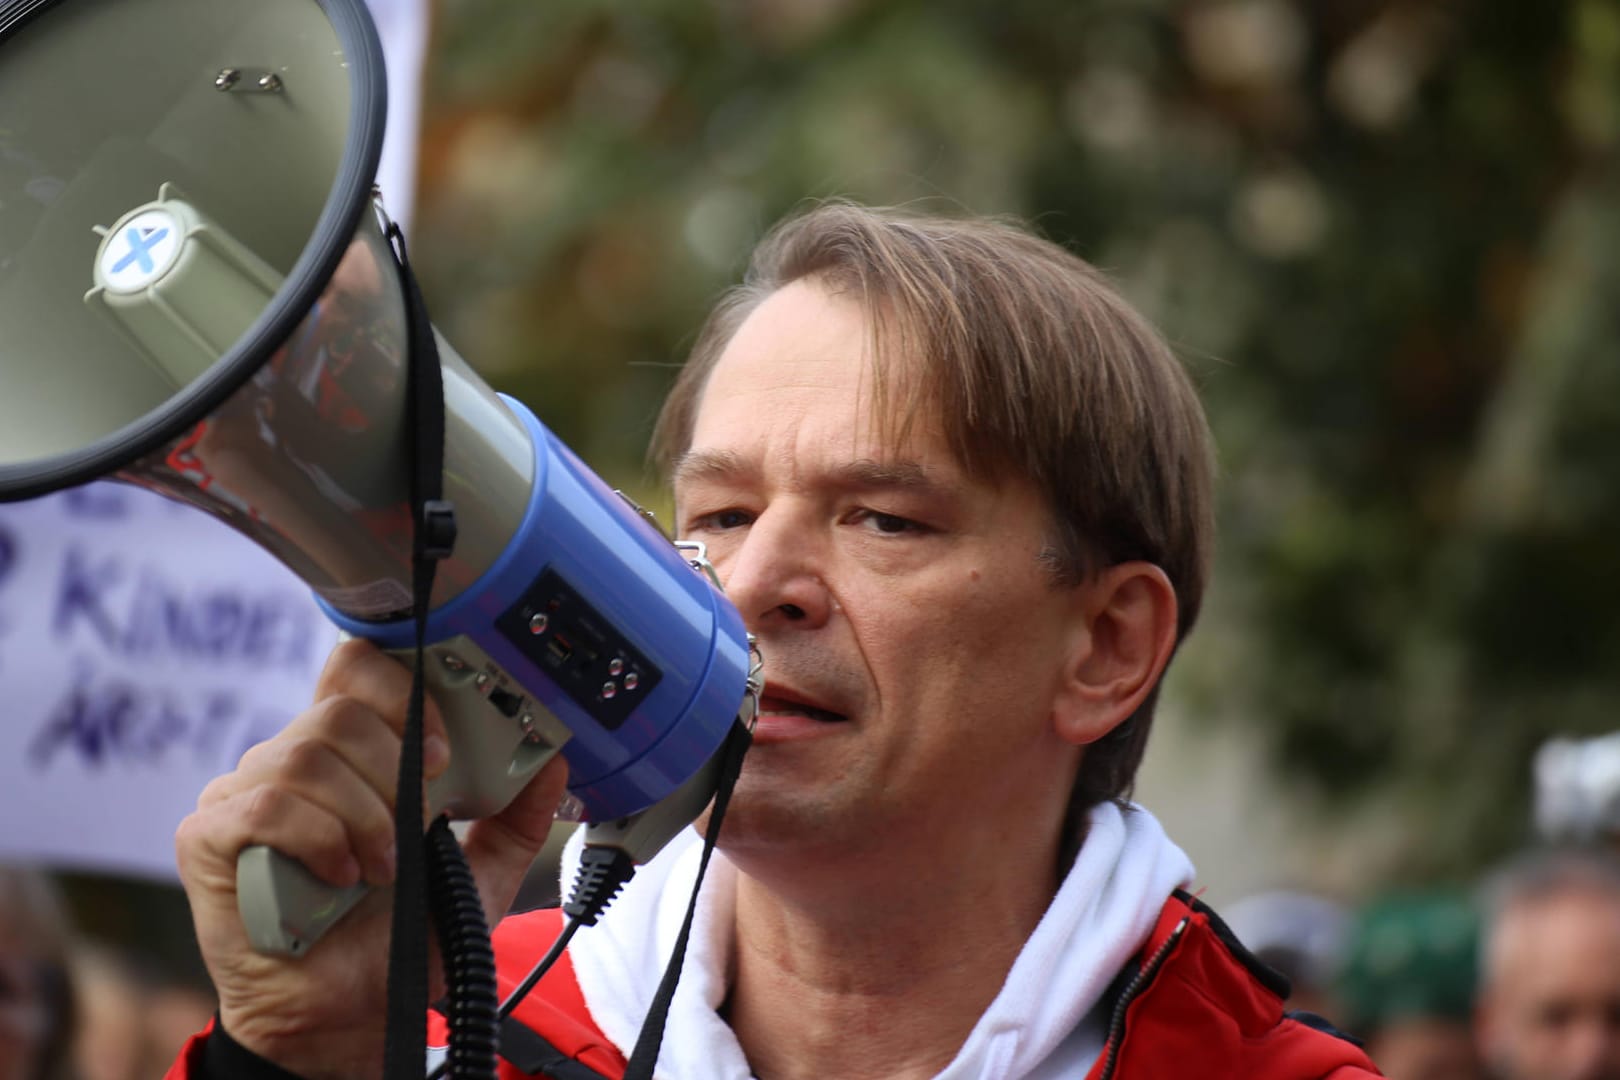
495,568,662,732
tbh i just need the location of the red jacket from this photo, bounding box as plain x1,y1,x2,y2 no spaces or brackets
168,890,1381,1079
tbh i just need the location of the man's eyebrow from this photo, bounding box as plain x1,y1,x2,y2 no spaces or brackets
672,451,949,493
832,459,945,493
671,449,753,487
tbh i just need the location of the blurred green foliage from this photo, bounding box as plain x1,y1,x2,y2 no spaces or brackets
414,0,1620,877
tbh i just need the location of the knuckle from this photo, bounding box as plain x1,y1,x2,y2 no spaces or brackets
196,774,235,809
422,693,448,739
234,738,274,774
327,637,378,676
173,820,207,881
309,695,389,751
316,692,371,727
331,636,375,664
321,681,407,736
359,815,395,858
240,785,293,832
173,810,206,855
279,735,334,778
315,638,382,697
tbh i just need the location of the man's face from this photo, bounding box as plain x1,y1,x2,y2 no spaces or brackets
675,279,1090,861
1479,890,1620,1080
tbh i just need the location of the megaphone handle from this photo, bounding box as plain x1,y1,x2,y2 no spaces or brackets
231,636,572,957
237,844,371,957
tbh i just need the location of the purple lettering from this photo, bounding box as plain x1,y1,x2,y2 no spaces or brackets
52,547,122,647
27,665,254,770
61,485,130,520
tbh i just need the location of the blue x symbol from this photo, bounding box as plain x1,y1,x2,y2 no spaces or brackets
112,225,169,274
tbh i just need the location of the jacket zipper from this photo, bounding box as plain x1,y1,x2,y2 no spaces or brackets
1096,916,1189,1080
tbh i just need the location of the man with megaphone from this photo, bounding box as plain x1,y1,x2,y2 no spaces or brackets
162,201,1383,1079
0,5,1382,1066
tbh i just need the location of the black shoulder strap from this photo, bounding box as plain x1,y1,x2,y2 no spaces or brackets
620,719,752,1079
382,218,460,1079
496,1015,617,1080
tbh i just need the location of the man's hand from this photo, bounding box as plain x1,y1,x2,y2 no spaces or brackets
175,637,569,1080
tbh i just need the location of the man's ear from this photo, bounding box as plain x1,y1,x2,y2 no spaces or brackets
1053,561,1178,747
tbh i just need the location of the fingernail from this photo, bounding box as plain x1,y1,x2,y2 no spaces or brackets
424,735,450,773
371,844,396,885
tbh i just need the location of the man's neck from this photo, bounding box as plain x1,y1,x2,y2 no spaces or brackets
722,821,1066,1080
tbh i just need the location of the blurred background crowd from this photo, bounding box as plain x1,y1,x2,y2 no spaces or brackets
3,0,1620,1076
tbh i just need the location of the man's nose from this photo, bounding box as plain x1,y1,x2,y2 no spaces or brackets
717,508,831,631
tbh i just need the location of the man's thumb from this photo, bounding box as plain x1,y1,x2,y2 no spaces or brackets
459,755,571,921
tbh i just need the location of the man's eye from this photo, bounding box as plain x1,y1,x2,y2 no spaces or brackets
690,508,753,531
853,509,923,535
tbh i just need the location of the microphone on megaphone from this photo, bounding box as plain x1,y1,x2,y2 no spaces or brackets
0,0,758,967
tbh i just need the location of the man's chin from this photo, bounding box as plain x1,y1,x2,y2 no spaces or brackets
711,777,857,856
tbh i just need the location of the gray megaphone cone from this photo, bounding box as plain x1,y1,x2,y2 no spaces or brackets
0,0,757,967
0,0,531,616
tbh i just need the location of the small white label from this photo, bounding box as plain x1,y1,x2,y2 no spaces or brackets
98,208,182,294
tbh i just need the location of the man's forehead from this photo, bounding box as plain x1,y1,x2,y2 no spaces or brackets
1490,890,1620,973
678,277,981,489
702,278,932,404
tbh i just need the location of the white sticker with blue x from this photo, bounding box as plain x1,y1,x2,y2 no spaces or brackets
98,208,181,294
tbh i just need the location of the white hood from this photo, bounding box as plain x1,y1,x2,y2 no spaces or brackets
562,802,1194,1080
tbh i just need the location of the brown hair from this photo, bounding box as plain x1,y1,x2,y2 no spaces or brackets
651,201,1216,811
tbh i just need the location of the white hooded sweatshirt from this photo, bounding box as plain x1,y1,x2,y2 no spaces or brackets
561,801,1194,1080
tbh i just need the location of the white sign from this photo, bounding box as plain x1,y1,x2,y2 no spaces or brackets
0,484,339,880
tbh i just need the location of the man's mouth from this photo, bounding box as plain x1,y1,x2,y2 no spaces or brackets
757,693,848,724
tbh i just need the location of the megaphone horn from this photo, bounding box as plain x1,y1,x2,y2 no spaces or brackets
0,0,758,957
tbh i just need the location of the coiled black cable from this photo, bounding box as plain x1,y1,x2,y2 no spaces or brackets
424,839,638,1080
425,816,498,1080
